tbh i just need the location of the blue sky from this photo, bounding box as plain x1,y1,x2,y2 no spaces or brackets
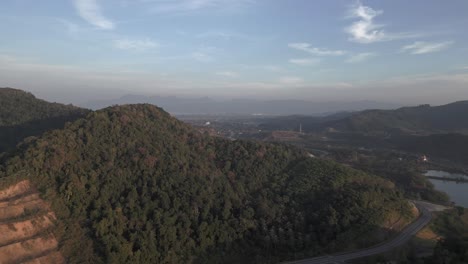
0,0,467,104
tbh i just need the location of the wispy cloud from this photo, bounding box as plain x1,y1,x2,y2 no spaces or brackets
238,64,283,72
400,41,453,55
289,58,321,66
57,19,82,35
196,31,248,40
114,39,158,51
346,52,376,63
279,76,304,85
146,0,254,14
73,0,114,30
345,2,416,43
262,65,283,72
345,2,384,43
191,46,223,62
192,52,214,62
216,71,239,77
288,43,346,56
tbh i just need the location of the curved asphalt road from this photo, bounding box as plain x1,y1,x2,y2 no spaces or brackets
285,201,433,264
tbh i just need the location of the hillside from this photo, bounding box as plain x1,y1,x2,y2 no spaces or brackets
0,104,410,263
0,180,64,264
0,88,89,153
259,112,353,132
391,133,468,165
259,101,468,135
328,101,468,135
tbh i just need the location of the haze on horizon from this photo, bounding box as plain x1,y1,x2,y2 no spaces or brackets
1,0,467,106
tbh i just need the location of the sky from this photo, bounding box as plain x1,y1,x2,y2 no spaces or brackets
0,0,467,105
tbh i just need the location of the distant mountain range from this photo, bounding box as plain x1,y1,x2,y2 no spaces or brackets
328,101,468,135
259,100,468,165
261,101,468,135
81,94,401,115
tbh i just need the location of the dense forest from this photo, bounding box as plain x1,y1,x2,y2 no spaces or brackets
324,149,450,204
0,104,411,263
0,88,89,153
0,88,87,126
427,208,468,264
392,133,468,165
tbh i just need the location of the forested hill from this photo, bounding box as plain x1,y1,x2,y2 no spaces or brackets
0,88,89,153
0,88,87,126
0,104,410,263
328,101,468,135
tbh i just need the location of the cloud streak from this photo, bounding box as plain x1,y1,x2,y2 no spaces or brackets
289,58,320,66
196,31,250,40
238,64,283,72
192,52,214,62
146,0,254,14
279,76,304,85
73,0,114,30
190,46,223,62
401,41,453,55
346,52,376,63
216,71,239,77
288,43,346,56
114,39,158,51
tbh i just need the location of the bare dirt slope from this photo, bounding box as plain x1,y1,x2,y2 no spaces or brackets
0,180,64,264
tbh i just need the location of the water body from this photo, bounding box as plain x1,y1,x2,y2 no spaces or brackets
425,170,468,180
425,170,468,208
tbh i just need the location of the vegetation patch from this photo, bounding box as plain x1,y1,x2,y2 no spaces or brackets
0,104,411,263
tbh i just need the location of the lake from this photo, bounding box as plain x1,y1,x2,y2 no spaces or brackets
425,170,468,208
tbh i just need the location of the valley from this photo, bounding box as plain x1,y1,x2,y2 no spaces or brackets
0,88,466,263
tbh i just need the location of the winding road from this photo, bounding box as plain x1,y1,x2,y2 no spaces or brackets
285,201,440,264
